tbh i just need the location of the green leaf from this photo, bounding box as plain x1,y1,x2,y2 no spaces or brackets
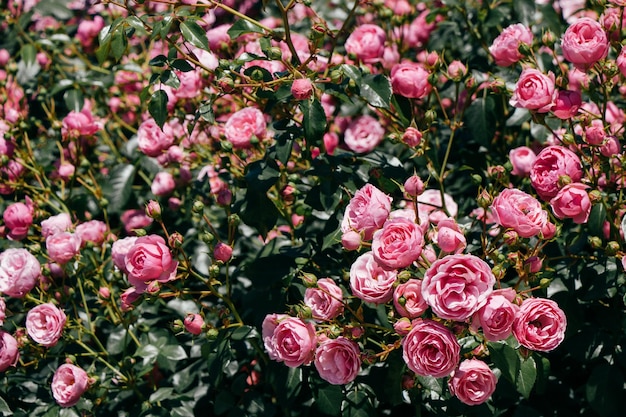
149,90,169,129
585,362,626,417
227,19,264,39
240,190,279,238
516,356,537,399
588,203,606,236
110,26,128,61
300,99,327,146
149,387,175,403
361,74,392,109
0,395,11,416
149,54,167,67
464,96,496,146
63,89,84,113
180,20,209,50
160,69,181,89
488,341,519,383
20,43,37,65
230,325,255,341
245,159,280,192
106,326,129,355
344,388,374,417
313,384,343,416
171,58,194,72
102,164,135,214
160,344,188,361
214,390,236,415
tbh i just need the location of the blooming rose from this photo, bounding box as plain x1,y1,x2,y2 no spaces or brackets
26,303,67,347
448,359,497,405
561,17,609,69
75,220,107,247
350,252,397,304
402,319,460,378
224,107,266,149
552,90,581,119
46,232,82,265
137,118,175,157
371,217,424,270
51,364,89,407
510,69,557,113
513,298,567,352
550,183,591,224
61,110,100,140
435,218,466,253
489,23,533,67
124,234,178,293
422,254,495,321
530,145,583,201
262,315,317,367
471,288,519,341
0,248,41,298
41,213,73,238
314,337,361,385
390,62,431,99
304,278,344,321
0,330,19,372
3,201,33,240
343,115,385,154
509,146,537,177
345,24,386,63
151,171,176,197
341,183,392,241
490,188,548,238
111,236,138,273
393,279,428,319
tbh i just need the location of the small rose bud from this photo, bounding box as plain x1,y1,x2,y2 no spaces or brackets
291,78,314,100
184,313,204,335
98,287,111,299
301,272,317,287
606,241,620,256
213,242,233,263
588,236,603,249
404,175,424,197
168,232,183,248
525,256,543,273
192,200,205,213
402,127,422,147
341,230,361,251
145,200,162,220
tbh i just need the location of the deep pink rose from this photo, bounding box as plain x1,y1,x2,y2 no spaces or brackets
513,298,567,352
371,217,424,270
0,330,19,372
184,313,204,335
26,303,67,347
304,278,344,321
314,337,361,385
402,127,423,147
120,287,141,311
224,107,266,149
490,188,548,238
471,288,519,342
510,68,557,113
51,364,89,407
341,183,392,241
46,232,82,265
530,145,583,201
617,45,626,77
390,62,431,99
61,110,100,140
552,90,581,119
509,146,537,177
561,17,609,69
393,279,428,319
125,235,178,293
448,359,497,405
489,23,533,67
435,218,466,254
550,183,591,224
151,171,176,197
75,220,107,247
584,120,606,146
76,15,104,49
343,115,384,154
0,248,41,298
137,118,175,157
41,213,73,238
213,242,233,263
350,252,397,304
422,254,495,321
3,201,33,240
600,136,621,157
345,24,386,63
263,315,317,367
402,319,460,378
291,78,313,100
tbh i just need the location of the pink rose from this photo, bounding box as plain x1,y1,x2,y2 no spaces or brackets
402,319,460,378
61,110,100,140
371,217,424,270
583,119,605,146
341,230,362,251
561,17,609,69
489,23,533,67
41,213,73,238
390,62,431,99
213,242,233,263
0,330,19,372
341,183,392,241
51,364,89,407
350,252,397,304
490,188,548,238
304,278,344,321
120,287,141,311
509,146,537,177
345,24,386,63
0,297,4,326
600,136,621,157
393,279,428,319
617,46,626,77
3,201,33,240
471,288,519,342
343,115,385,154
513,297,567,352
120,209,153,235
151,171,176,197
75,220,107,247
173,69,203,100
137,118,175,157
76,15,104,49
404,174,424,197
422,254,495,321
263,315,317,367
402,127,423,147
291,78,313,100
46,232,82,265
448,359,497,405
184,313,204,335
111,236,138,273
323,132,339,155
552,90,581,119
0,248,41,298
314,337,361,385
510,68,557,113
125,235,178,293
549,183,591,224
26,303,67,347
530,145,583,201
435,218,466,254
224,107,266,149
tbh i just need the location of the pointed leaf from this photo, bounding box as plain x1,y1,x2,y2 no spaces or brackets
313,384,343,416
180,20,209,50
300,98,327,146
149,90,169,129
227,19,264,39
516,356,537,399
63,89,84,112
361,74,392,108
102,164,136,214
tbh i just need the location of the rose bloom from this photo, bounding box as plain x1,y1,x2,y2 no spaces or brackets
561,17,609,69
448,359,497,406
304,278,344,321
345,24,386,63
510,68,557,113
262,315,317,367
0,248,41,298
137,118,175,157
435,218,466,254
402,127,423,147
41,212,73,238
46,232,82,265
584,119,606,146
550,183,591,224
617,46,626,77
509,146,537,177
314,337,361,385
51,364,89,407
0,330,19,372
3,201,33,240
350,252,397,304
341,183,392,241
111,236,138,273
61,110,100,140
513,297,567,352
26,303,67,347
151,171,176,197
124,234,178,293
489,23,533,67
490,188,548,238
120,209,153,234
390,62,431,99
552,90,581,120
224,107,266,149
422,254,495,321
75,220,107,247
471,288,519,342
371,217,424,270
393,279,428,319
343,115,385,154
530,145,583,201
402,319,460,378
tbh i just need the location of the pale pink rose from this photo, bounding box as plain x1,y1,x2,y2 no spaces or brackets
600,136,621,157
111,236,138,273
137,118,175,157
0,160,25,195
206,24,232,52
447,60,467,80
513,298,567,352
46,232,82,265
343,115,384,154
3,201,33,240
61,110,100,140
263,316,317,367
224,107,266,149
617,46,626,77
491,188,548,238
390,62,431,99
371,217,424,270
552,90,581,119
213,242,233,263
422,254,495,321
120,209,153,234
435,218,466,253
489,23,533,67
314,337,361,385
56,162,75,181
26,303,66,347
0,297,5,326
530,145,583,201
471,288,519,341
261,313,288,361
349,252,397,304
341,183,392,241
75,220,107,247
402,318,460,378
397,9,438,49
509,146,537,177
345,24,386,63
549,183,591,224
125,235,178,293
76,15,104,49
291,78,313,100
184,313,204,335
416,189,458,224
304,278,344,321
402,127,422,147
561,17,609,69
510,69,557,113
0,248,41,298
404,174,424,197
0,50,9,67
120,287,141,311
173,69,203,100
151,171,176,197
393,279,428,319
51,364,89,407
448,359,497,405
0,330,19,372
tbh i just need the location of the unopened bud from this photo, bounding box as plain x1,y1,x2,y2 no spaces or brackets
606,241,620,256
168,232,183,248
192,200,205,213
588,236,603,249
145,200,162,220
301,272,317,287
588,189,602,204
